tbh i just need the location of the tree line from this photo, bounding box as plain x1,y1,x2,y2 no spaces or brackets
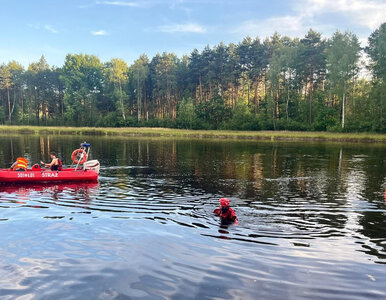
0,24,385,132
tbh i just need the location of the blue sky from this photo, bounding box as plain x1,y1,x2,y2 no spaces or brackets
0,0,385,67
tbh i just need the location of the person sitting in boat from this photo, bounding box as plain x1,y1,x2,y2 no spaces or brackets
10,161,17,170
40,152,62,171
214,198,238,224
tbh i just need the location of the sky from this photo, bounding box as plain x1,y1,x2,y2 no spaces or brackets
0,0,385,67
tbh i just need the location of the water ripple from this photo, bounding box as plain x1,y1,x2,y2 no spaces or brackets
0,137,385,299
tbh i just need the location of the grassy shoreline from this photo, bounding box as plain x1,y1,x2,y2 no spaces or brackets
0,125,385,143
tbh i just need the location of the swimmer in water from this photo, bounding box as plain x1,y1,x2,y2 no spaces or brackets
214,198,237,224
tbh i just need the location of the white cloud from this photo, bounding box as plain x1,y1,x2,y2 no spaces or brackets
28,24,59,33
27,23,40,30
95,0,199,12
158,23,206,33
44,25,58,34
91,30,109,36
296,0,386,30
358,37,368,48
234,15,305,38
97,1,140,7
233,0,385,40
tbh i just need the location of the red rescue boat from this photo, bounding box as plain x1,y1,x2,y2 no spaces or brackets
0,167,99,183
0,142,100,184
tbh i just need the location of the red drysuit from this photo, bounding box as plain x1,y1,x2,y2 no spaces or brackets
214,206,237,223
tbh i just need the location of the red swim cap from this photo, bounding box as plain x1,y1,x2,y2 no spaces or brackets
219,198,230,208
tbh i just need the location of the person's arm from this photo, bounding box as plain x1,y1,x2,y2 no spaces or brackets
47,158,58,167
41,158,57,168
229,208,237,221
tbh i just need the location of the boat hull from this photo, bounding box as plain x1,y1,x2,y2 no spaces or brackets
0,168,98,183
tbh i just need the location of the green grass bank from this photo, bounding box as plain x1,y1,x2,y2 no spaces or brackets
0,125,385,143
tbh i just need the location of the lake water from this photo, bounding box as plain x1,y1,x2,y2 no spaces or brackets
0,135,385,299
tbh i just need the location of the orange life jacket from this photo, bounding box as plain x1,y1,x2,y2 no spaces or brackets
13,157,28,171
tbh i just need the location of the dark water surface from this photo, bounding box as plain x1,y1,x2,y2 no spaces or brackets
0,135,385,299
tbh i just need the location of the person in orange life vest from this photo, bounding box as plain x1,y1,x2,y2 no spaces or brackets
214,198,237,223
40,152,62,171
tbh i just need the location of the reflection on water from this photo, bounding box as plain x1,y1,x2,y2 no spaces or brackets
0,135,385,299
